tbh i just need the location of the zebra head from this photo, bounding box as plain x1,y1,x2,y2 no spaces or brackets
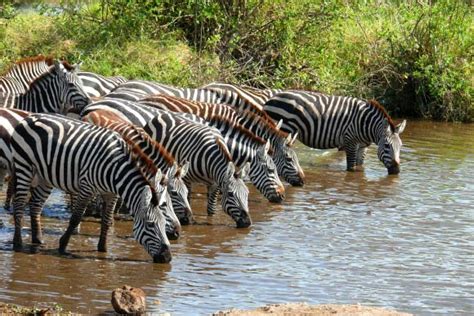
272,121,305,186
377,119,407,175
158,174,182,240
133,170,172,263
249,141,285,203
220,162,251,228
54,61,90,114
166,161,193,225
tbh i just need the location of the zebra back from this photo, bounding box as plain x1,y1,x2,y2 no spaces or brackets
0,55,54,94
78,71,127,97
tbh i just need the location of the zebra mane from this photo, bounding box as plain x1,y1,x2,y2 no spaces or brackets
215,137,233,162
84,110,176,168
207,114,266,145
1,55,54,76
368,99,395,130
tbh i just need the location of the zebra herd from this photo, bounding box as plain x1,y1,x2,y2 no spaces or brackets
0,55,406,263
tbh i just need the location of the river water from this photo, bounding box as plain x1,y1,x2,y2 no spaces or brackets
0,121,472,315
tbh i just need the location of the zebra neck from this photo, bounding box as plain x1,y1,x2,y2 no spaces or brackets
14,84,62,113
111,159,147,214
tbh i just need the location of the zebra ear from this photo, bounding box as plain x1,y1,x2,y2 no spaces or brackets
153,169,163,188
291,133,298,145
72,61,83,72
383,118,391,134
285,133,292,145
395,120,406,134
276,120,283,131
226,162,236,178
168,162,178,178
237,162,251,179
264,141,270,154
180,161,190,178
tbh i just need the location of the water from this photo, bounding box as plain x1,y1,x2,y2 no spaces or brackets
0,121,473,315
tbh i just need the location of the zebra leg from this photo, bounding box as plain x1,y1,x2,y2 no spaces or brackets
356,146,368,167
59,190,93,254
0,168,6,192
344,142,358,171
97,193,119,253
207,184,220,216
5,176,15,212
12,169,33,250
29,183,53,245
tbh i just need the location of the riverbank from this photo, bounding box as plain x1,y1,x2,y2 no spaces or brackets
214,303,412,315
0,302,411,315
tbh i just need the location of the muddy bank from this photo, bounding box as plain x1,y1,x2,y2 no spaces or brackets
0,302,73,315
213,303,412,316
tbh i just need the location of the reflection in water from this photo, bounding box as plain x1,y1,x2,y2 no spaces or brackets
0,121,473,315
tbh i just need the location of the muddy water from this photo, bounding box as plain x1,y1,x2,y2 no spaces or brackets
0,121,473,315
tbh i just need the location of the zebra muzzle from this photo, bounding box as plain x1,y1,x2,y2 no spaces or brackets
153,245,172,263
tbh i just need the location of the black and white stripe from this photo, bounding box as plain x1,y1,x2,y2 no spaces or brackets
11,114,172,263
78,71,127,97
81,99,252,227
1,61,90,114
263,91,407,174
109,80,305,186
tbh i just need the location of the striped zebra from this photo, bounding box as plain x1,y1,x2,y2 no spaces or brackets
143,114,251,227
82,108,193,227
77,71,127,97
0,61,90,114
1,56,86,100
109,80,305,186
0,109,30,210
85,97,280,207
139,95,286,203
11,113,172,263
263,91,407,174
80,99,252,227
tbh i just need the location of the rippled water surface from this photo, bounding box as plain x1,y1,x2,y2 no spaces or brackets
0,121,473,315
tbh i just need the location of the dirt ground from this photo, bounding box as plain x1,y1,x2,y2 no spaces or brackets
213,303,412,316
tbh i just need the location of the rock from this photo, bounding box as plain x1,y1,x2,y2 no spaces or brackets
111,285,146,314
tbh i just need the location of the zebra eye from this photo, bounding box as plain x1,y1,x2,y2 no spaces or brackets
228,192,235,198
170,190,179,196
146,222,155,229
285,157,293,162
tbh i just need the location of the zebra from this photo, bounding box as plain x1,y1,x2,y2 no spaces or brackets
0,109,30,210
138,95,286,203
0,61,90,114
109,80,305,186
263,91,407,174
10,113,172,263
82,108,193,227
77,71,127,98
139,93,304,186
143,114,251,227
1,56,87,100
80,99,252,227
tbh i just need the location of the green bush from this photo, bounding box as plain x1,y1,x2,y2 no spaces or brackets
0,0,472,122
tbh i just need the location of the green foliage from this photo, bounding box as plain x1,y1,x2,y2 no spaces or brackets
0,0,472,121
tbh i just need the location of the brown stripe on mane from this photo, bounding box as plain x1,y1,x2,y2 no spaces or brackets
368,99,395,130
215,137,233,162
83,109,175,169
241,109,289,139
1,55,55,76
207,114,266,145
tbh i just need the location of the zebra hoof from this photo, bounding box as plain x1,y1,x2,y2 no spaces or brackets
31,238,44,245
13,240,23,251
